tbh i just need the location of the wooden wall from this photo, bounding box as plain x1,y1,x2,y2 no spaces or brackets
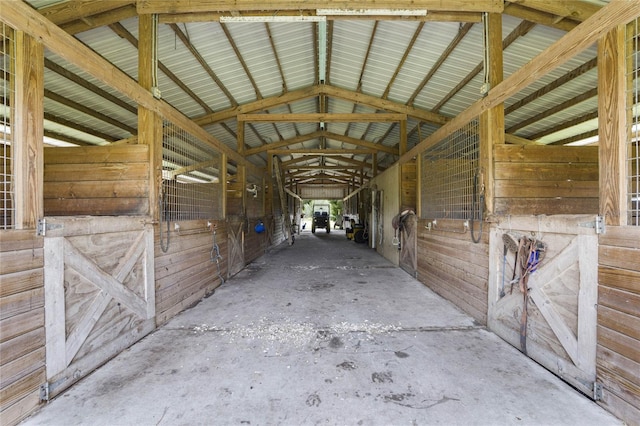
596,226,640,423
0,231,46,425
44,145,149,216
416,219,489,324
154,219,227,325
494,145,599,215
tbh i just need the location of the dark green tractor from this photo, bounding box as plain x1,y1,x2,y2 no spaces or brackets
311,203,331,233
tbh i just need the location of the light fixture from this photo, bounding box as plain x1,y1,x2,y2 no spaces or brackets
316,9,427,16
220,15,326,23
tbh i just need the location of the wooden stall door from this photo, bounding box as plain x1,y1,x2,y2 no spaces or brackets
43,217,155,398
226,217,245,278
488,215,598,396
399,213,418,278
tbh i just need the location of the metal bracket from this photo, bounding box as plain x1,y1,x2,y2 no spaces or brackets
593,382,603,401
36,218,63,236
39,383,50,402
578,215,605,234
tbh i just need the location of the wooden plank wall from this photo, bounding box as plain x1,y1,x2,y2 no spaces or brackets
597,226,640,422
44,145,149,216
154,219,227,325
416,219,489,324
0,231,46,426
494,145,599,215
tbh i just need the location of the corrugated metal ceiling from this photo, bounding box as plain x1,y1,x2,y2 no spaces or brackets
22,0,607,186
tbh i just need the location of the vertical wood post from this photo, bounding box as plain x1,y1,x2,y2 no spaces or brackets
13,31,43,229
138,14,162,221
399,119,407,156
479,12,503,216
598,25,627,226
221,153,227,218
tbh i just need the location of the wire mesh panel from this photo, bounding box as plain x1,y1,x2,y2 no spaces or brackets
1,24,15,229
420,119,480,220
162,120,222,221
627,19,640,226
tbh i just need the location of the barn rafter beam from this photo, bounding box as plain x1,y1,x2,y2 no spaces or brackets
168,23,238,106
220,22,262,100
506,87,598,134
137,1,504,14
239,113,406,123
506,0,600,23
109,22,213,115
505,57,598,115
45,58,138,115
432,19,536,113
408,22,474,106
503,3,578,32
158,11,482,24
44,88,136,135
37,0,134,25
527,109,599,141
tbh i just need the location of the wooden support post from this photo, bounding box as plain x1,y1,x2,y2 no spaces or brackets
399,119,407,156
221,153,227,218
479,12,503,216
13,31,44,229
237,120,245,155
598,25,626,226
138,14,162,221
238,164,247,217
266,154,273,216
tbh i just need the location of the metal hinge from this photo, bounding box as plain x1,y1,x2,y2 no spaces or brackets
36,218,63,236
593,382,603,401
39,383,50,402
578,215,605,234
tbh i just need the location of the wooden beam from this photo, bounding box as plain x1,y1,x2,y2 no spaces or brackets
398,0,640,165
137,1,504,14
322,85,448,125
528,110,599,141
158,10,482,23
44,112,117,142
168,23,237,106
408,22,475,105
503,3,578,33
548,129,598,146
13,31,44,229
504,57,598,115
324,132,397,155
480,12,503,216
245,131,323,156
60,5,138,35
239,113,406,123
45,58,138,115
284,165,363,170
109,22,214,115
1,2,259,173
37,0,134,25
220,22,262,100
44,88,137,135
269,149,375,155
504,133,541,146
193,86,321,126
506,87,598,134
508,0,600,23
432,19,536,113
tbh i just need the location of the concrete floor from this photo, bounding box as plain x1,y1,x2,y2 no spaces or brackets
22,230,619,426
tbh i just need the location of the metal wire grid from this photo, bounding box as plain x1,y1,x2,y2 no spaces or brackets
627,19,640,226
1,24,15,230
162,120,222,221
420,119,479,220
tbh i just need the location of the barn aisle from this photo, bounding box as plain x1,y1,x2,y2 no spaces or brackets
21,230,618,426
